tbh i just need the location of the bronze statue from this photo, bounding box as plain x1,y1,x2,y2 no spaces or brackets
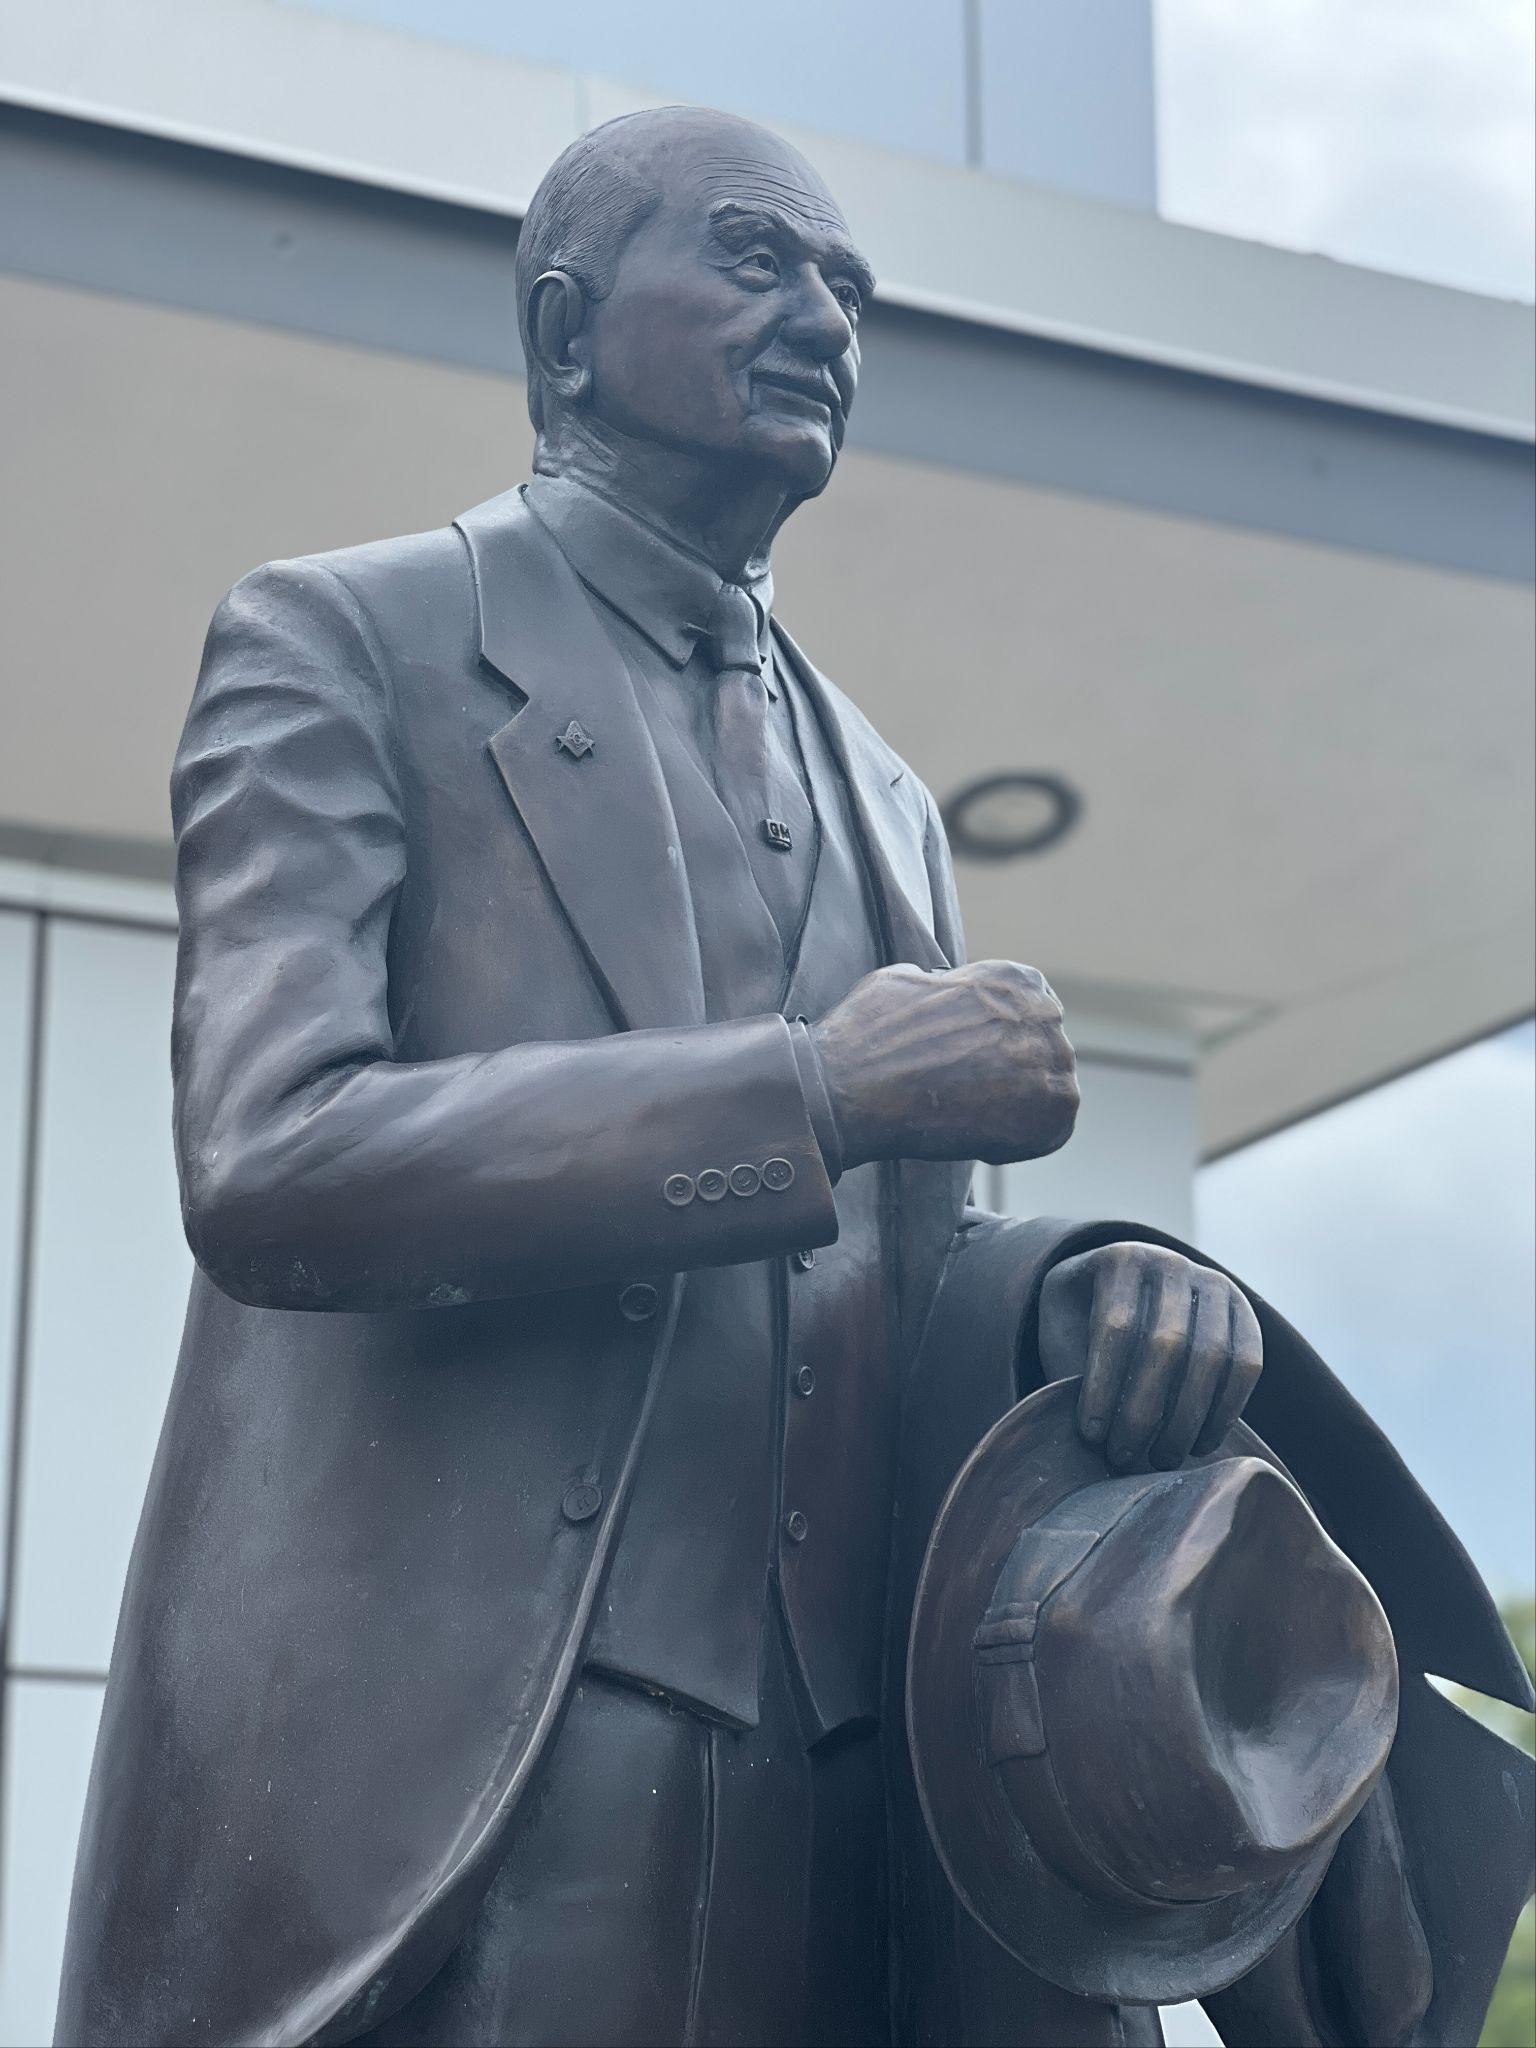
56,107,1532,2048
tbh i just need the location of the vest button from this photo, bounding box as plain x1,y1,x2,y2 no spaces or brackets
792,1247,816,1271
761,1157,796,1192
793,1365,816,1398
562,1481,604,1525
783,1509,809,1544
618,1282,659,1323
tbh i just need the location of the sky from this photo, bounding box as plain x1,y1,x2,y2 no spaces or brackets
1196,1021,1536,1598
1155,0,1536,300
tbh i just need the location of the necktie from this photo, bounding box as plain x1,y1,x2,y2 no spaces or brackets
702,582,773,855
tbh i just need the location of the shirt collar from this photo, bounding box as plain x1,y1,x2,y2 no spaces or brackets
525,474,774,673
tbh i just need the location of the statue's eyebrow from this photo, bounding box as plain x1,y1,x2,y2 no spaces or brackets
708,199,876,301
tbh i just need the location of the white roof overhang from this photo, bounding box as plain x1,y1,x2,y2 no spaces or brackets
1,1,1531,1154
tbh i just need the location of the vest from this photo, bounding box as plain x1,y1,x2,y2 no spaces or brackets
586,650,894,1738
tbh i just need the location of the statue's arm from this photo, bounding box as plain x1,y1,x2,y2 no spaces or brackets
170,559,837,1311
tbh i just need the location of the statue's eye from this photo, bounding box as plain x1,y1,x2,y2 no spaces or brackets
737,249,781,284
830,280,863,319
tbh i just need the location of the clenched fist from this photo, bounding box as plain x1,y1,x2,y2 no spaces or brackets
1038,1242,1263,1470
810,960,1079,1170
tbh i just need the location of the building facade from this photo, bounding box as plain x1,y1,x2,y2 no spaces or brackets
1,4,1532,2040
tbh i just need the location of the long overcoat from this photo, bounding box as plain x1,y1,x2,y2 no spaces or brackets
56,489,1532,2048
57,488,971,2047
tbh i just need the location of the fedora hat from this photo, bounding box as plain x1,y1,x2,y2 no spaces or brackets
906,1378,1398,2005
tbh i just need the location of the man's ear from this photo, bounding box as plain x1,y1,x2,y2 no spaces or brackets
526,270,592,406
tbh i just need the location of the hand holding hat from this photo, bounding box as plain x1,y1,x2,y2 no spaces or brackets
1039,1242,1264,1470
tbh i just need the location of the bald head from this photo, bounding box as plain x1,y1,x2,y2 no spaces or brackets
515,107,867,431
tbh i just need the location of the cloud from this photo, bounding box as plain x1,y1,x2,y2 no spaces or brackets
1196,1021,1536,1594
1155,0,1536,299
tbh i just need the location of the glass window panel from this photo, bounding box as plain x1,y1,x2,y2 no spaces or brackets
12,919,187,1673
0,1676,104,2048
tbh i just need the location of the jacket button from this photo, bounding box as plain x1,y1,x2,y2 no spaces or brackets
696,1167,728,1201
618,1282,659,1322
783,1509,809,1543
728,1163,761,1197
663,1173,695,1206
793,1365,816,1397
761,1157,796,1192
562,1481,604,1524
792,1247,816,1271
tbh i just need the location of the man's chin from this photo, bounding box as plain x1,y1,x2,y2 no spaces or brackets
741,420,837,498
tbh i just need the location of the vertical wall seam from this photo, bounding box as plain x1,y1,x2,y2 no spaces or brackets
0,910,51,1959
963,0,985,168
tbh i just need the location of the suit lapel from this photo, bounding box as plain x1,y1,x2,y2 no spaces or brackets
457,490,705,1031
774,623,951,973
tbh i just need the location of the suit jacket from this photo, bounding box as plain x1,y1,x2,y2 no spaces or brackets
55,488,971,2048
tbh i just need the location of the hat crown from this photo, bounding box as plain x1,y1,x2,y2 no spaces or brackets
908,1381,1402,2003
1001,1459,1397,1907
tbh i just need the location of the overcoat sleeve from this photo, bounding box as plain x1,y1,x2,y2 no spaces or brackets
890,1209,1535,2048
171,560,837,1311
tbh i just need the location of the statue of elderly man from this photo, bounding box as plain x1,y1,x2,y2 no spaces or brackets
58,106,1532,2048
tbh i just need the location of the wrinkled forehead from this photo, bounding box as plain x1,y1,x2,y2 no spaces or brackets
643,115,853,244
682,143,848,237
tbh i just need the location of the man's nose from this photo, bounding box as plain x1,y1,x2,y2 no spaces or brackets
780,271,855,361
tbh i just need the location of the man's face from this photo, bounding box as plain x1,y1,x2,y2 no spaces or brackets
579,132,870,499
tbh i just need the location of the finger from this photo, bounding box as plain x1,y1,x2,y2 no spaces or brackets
1037,1253,1095,1385
1105,1263,1194,1470
1149,1280,1234,1469
1076,1258,1142,1448
1193,1292,1263,1453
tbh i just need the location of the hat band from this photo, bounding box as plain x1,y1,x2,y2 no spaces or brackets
973,1476,1233,1913
973,1482,1159,1771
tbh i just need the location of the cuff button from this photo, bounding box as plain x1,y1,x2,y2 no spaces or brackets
696,1167,729,1202
728,1163,761,1197
663,1174,696,1207
761,1157,796,1192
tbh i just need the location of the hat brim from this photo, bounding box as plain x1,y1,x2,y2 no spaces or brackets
906,1379,1350,2005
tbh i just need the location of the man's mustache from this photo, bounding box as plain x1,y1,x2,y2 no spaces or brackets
750,353,847,423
